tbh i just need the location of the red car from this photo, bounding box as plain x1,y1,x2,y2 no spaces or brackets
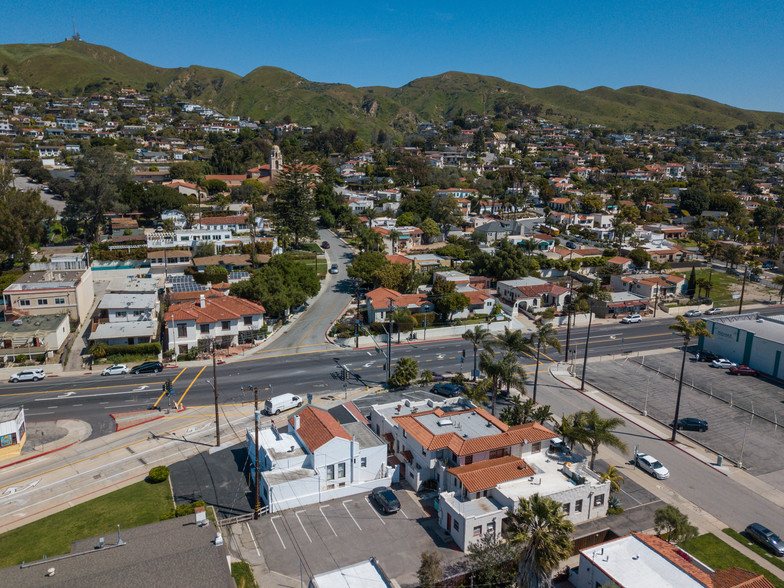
729,365,758,376
321,241,331,249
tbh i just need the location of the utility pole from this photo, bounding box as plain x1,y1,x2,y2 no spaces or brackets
354,280,360,349
386,298,394,382
253,386,261,519
738,264,747,314
580,303,593,391
212,341,220,447
564,254,575,358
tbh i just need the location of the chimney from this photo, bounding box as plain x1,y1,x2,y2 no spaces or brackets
294,415,300,430
199,294,206,308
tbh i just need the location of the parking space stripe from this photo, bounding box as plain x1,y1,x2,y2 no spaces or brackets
319,505,338,537
245,522,261,556
270,516,286,549
399,508,409,519
364,496,385,525
342,500,361,530
295,510,313,542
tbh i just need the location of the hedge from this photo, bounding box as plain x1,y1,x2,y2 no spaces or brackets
147,465,169,483
90,342,161,358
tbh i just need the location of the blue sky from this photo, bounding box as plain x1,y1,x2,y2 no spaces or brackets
5,1,784,112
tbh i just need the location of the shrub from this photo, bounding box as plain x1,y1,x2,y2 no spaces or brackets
14,354,27,364
159,500,206,520
96,342,161,357
369,321,386,335
89,342,108,358
147,465,170,484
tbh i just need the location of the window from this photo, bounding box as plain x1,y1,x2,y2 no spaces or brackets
337,462,346,478
562,502,570,515
486,521,495,534
37,299,48,305
360,457,367,467
200,324,210,334
489,448,508,459
531,441,541,452
133,310,142,316
338,482,346,488
221,320,230,331
453,520,459,532
243,316,252,326
575,499,583,513
326,464,334,480
19,300,30,306
473,525,482,537
177,324,187,337
116,311,127,318
178,344,188,354
594,494,605,507
54,298,65,305
464,455,473,465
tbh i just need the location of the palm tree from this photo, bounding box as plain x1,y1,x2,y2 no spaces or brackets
507,494,575,588
532,404,555,425
390,307,414,343
601,465,625,495
498,351,527,397
462,325,492,381
573,408,628,471
530,322,562,403
479,350,505,415
723,244,745,269
389,229,400,254
669,316,712,442
554,413,581,452
491,326,528,356
773,275,784,304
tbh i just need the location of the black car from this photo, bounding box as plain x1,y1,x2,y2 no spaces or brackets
371,487,400,514
697,351,721,363
746,523,784,556
130,361,163,374
671,418,708,432
430,382,464,397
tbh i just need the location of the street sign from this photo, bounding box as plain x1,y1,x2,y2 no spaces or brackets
732,293,740,299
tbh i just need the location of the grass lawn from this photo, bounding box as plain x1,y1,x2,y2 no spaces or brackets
723,528,784,574
672,268,739,306
680,533,784,588
0,479,173,568
231,561,258,588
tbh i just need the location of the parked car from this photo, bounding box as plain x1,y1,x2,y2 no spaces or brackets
329,263,339,274
697,351,721,362
746,523,784,556
762,262,776,269
684,310,702,317
704,308,723,315
101,364,129,376
621,314,642,324
264,393,303,415
8,368,46,383
566,241,577,249
371,487,401,514
750,273,761,283
321,241,330,249
130,361,163,374
671,417,708,432
729,365,758,376
635,452,670,479
430,382,464,397
711,358,737,369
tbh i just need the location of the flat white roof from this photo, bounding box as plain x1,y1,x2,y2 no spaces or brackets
252,426,306,461
581,535,705,588
311,559,391,588
88,321,156,340
496,452,603,501
98,293,157,310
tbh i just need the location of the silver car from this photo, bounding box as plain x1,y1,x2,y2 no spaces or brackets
635,453,670,479
101,364,129,376
9,368,46,383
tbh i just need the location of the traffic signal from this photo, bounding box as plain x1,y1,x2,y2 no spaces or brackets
163,379,172,393
462,349,466,358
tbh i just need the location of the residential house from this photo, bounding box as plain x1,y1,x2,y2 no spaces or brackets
247,405,389,513
0,313,70,363
160,209,187,229
165,292,265,355
365,287,434,324
473,220,525,244
496,277,572,312
146,229,238,252
89,293,159,346
195,215,255,233
611,273,687,300
3,268,95,324
593,291,649,318
606,256,633,272
148,249,194,268
191,254,255,272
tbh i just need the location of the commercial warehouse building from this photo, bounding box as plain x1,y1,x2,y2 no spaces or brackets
700,313,784,379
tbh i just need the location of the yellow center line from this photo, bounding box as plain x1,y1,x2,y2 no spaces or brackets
255,343,330,353
176,366,206,408
297,300,338,347
153,367,187,408
0,380,167,398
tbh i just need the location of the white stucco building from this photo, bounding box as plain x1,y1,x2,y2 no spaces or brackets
701,313,784,380
247,405,390,513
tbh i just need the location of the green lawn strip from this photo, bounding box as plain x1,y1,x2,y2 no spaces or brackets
673,268,739,306
231,561,258,588
723,528,784,573
0,479,173,568
680,533,784,588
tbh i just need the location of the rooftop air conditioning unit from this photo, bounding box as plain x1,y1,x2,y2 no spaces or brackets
437,419,453,427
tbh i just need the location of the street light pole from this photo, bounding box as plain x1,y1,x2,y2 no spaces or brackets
253,386,261,519
738,264,747,314
212,341,220,447
580,306,593,391
670,337,688,442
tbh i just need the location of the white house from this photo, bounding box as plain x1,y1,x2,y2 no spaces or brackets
164,292,265,355
497,277,573,312
247,405,390,513
88,293,159,346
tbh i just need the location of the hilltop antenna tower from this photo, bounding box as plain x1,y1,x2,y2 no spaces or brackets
67,16,82,42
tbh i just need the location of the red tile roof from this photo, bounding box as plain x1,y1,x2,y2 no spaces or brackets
393,408,555,456
632,533,714,586
386,254,412,265
365,287,429,309
343,401,369,424
289,405,351,452
447,455,535,493
165,293,265,323
712,568,774,588
607,256,632,265
199,215,248,225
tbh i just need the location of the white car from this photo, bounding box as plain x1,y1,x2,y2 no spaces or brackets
635,453,670,479
101,364,129,376
705,308,723,315
621,314,642,324
684,310,702,317
8,368,46,383
711,358,737,369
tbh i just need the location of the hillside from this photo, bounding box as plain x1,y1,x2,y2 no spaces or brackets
2,41,783,135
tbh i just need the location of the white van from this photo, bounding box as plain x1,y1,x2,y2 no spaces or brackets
264,393,303,415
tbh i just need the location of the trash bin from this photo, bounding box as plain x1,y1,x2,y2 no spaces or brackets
717,455,724,466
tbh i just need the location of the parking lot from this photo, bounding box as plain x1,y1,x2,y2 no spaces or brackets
586,352,784,476
250,488,462,586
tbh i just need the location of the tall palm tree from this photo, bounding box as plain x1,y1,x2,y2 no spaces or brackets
390,307,414,343
491,326,528,356
507,494,575,588
554,413,581,452
669,316,712,442
773,275,784,304
462,325,492,381
530,322,562,403
498,351,527,397
479,350,505,415
573,408,628,471
389,229,400,254
601,465,625,495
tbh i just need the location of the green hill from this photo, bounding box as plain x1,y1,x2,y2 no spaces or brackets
1,41,782,135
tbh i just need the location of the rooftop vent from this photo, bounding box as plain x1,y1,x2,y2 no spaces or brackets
437,419,453,427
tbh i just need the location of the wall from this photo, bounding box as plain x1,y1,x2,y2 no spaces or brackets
573,555,615,588
261,471,393,513
438,492,505,552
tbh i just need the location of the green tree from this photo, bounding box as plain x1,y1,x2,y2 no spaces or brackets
773,275,784,304
202,178,228,195
200,265,229,285
478,350,505,415
498,351,527,397
572,408,627,471
579,194,604,213
628,247,651,269
271,163,317,248
372,262,411,291
680,186,710,216
417,550,442,588
654,504,698,544
396,211,417,226
686,266,697,298
507,494,575,588
462,325,492,381
669,316,712,442
554,413,582,452
467,531,517,587
390,307,415,343
0,164,55,261
389,356,419,388
601,465,625,495
347,251,389,285
168,161,204,183
500,396,537,426
530,322,562,403
419,217,441,241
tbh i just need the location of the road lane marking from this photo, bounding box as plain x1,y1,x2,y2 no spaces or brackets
365,496,385,525
176,366,206,408
319,505,338,536
294,510,313,542
154,367,187,408
270,516,286,549
342,500,361,530
245,522,261,556
0,380,168,398
297,301,338,347
399,508,409,519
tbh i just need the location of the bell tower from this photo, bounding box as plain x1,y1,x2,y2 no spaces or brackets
270,145,283,180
